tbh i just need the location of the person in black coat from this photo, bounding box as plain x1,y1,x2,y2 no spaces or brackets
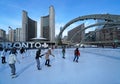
62,46,66,59
20,47,25,59
9,47,18,56
35,49,42,70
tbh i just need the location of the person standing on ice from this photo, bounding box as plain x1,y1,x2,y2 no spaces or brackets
8,48,20,76
9,47,18,56
35,48,43,70
62,46,66,59
20,47,25,59
73,48,80,63
1,48,7,64
45,48,55,67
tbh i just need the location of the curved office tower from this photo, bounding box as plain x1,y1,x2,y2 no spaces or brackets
41,5,55,42
49,5,55,42
41,15,50,40
22,10,37,41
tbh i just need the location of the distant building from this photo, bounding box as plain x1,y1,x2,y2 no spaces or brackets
15,28,22,41
63,36,68,41
68,23,85,43
96,25,120,41
85,31,96,42
40,5,55,42
0,29,6,42
8,27,14,42
22,10,37,41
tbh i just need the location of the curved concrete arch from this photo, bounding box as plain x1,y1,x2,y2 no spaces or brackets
58,14,120,42
70,21,120,43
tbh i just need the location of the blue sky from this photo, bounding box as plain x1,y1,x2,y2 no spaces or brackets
0,0,120,36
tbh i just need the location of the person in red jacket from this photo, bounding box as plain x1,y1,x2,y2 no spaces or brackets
73,48,80,62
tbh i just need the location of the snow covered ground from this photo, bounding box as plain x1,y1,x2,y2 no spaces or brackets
0,48,120,84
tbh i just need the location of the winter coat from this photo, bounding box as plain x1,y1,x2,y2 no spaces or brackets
45,49,54,60
8,54,20,64
62,48,65,53
74,50,80,56
9,48,18,55
35,50,41,59
20,48,25,54
1,50,6,57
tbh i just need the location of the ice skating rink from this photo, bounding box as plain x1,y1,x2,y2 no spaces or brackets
0,48,120,84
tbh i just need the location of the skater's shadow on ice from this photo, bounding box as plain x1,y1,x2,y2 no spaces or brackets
17,61,35,76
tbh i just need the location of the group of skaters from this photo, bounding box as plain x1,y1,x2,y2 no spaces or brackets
62,47,80,62
0,46,80,77
0,47,26,77
35,47,80,71
35,48,55,70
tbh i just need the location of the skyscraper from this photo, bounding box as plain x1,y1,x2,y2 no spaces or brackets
41,15,49,40
40,5,55,42
22,10,37,41
0,29,6,42
49,5,55,42
15,28,22,41
8,27,14,42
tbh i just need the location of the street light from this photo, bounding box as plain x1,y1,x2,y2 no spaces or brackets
8,26,13,42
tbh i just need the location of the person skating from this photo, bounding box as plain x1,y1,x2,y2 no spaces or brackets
20,47,25,59
62,46,66,59
1,48,7,64
8,48,20,77
45,48,55,67
9,47,18,56
35,48,43,70
73,48,80,63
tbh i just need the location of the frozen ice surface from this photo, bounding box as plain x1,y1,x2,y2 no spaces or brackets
0,48,120,84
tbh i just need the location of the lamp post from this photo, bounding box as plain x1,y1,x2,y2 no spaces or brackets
8,26,13,42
